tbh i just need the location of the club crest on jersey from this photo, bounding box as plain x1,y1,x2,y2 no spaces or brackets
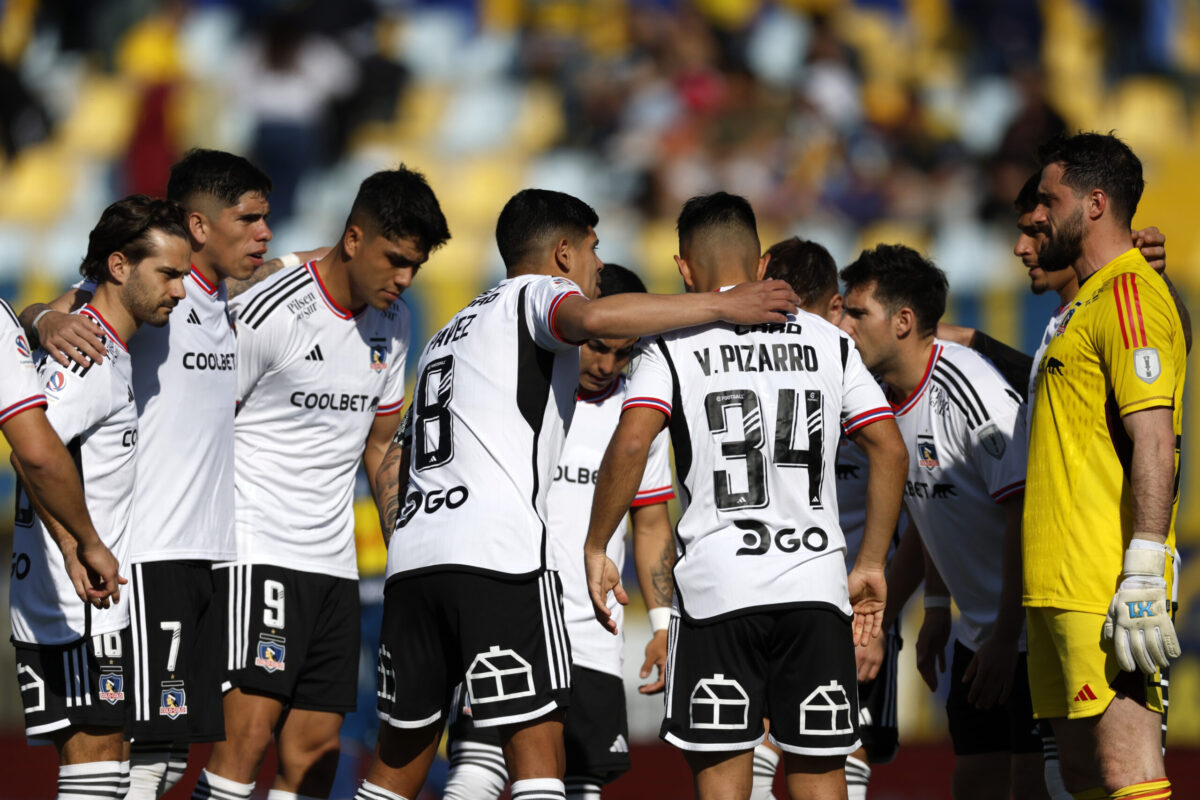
369,342,388,371
98,670,124,705
159,682,188,718
45,371,67,393
15,334,31,359
1133,348,1161,384
255,636,287,673
977,422,1007,459
1056,306,1078,336
917,440,939,471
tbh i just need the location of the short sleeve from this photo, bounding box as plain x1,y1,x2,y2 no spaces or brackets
524,276,584,353
1094,272,1180,416
622,338,674,419
963,382,1027,503
39,361,108,444
839,337,893,434
633,427,675,507
234,314,277,406
0,302,47,425
377,304,409,417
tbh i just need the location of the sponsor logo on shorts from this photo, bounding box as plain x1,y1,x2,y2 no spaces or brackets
160,682,188,718
1073,684,1098,703
98,670,124,705
466,646,535,705
255,635,287,673
609,734,629,753
799,681,853,736
690,674,749,730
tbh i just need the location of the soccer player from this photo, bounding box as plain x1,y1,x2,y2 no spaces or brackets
738,236,906,800
585,194,907,800
21,149,275,799
2,299,121,607
187,166,448,800
361,188,799,800
837,244,1045,800
1022,133,1185,800
435,264,676,800
9,195,189,800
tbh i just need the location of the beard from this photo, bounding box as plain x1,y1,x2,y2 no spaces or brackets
1037,208,1084,273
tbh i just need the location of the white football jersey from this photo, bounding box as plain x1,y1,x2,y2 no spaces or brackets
10,305,137,644
624,301,893,622
892,341,1026,650
386,274,583,580
126,269,237,562
231,262,408,579
549,375,674,678
0,299,45,425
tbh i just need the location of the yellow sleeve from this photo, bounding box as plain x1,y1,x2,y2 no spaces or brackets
1093,272,1179,415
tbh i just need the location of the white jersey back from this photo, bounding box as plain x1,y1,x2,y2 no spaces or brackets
0,299,46,425
548,376,674,678
386,274,583,580
10,305,137,644
127,269,237,562
624,302,893,622
892,341,1026,650
231,262,408,579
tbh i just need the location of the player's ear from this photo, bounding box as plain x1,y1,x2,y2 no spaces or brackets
553,237,572,274
826,293,844,325
756,252,770,280
1088,188,1107,221
107,251,130,284
675,254,696,291
894,306,915,338
186,211,208,246
342,225,363,259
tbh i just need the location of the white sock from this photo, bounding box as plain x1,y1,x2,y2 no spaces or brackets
163,744,189,795
1041,735,1071,800
511,778,566,800
126,744,168,800
190,770,254,800
564,776,603,800
266,791,323,800
750,744,779,800
443,741,507,800
355,780,410,800
58,761,124,800
845,755,870,800
118,761,130,799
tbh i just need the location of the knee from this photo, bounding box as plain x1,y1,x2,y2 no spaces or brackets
223,715,276,761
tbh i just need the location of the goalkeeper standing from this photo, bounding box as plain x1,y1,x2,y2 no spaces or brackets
1024,132,1184,800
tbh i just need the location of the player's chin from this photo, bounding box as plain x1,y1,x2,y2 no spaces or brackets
377,289,401,308
145,306,176,327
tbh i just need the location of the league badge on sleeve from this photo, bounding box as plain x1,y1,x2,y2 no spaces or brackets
977,422,1007,459
1133,348,1161,384
255,634,287,672
159,681,188,718
15,334,31,359
98,670,125,705
45,371,67,394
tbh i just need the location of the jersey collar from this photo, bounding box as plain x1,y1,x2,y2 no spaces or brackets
577,376,622,404
307,261,364,320
80,304,128,353
888,343,941,415
189,265,219,297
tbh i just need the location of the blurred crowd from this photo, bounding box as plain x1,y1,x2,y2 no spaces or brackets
0,0,1198,296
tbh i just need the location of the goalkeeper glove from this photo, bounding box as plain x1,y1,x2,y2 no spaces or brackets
1103,539,1180,674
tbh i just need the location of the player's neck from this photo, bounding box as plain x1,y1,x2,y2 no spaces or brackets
1073,225,1134,285
315,249,365,313
689,267,758,294
191,253,221,287
886,337,936,400
87,284,139,344
1056,278,1079,306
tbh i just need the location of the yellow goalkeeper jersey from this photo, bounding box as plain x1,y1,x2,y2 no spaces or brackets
1024,248,1185,613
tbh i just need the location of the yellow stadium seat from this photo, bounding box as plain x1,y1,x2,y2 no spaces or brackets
0,144,75,224
58,76,138,159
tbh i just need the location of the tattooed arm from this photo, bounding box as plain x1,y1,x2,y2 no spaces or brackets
375,406,413,547
226,247,331,299
632,500,675,693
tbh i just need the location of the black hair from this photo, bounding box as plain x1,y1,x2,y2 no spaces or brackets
495,189,599,270
80,195,189,284
675,192,758,252
839,244,948,336
1013,172,1040,215
167,149,272,209
1037,132,1144,227
347,166,451,253
598,263,647,297
764,237,837,305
